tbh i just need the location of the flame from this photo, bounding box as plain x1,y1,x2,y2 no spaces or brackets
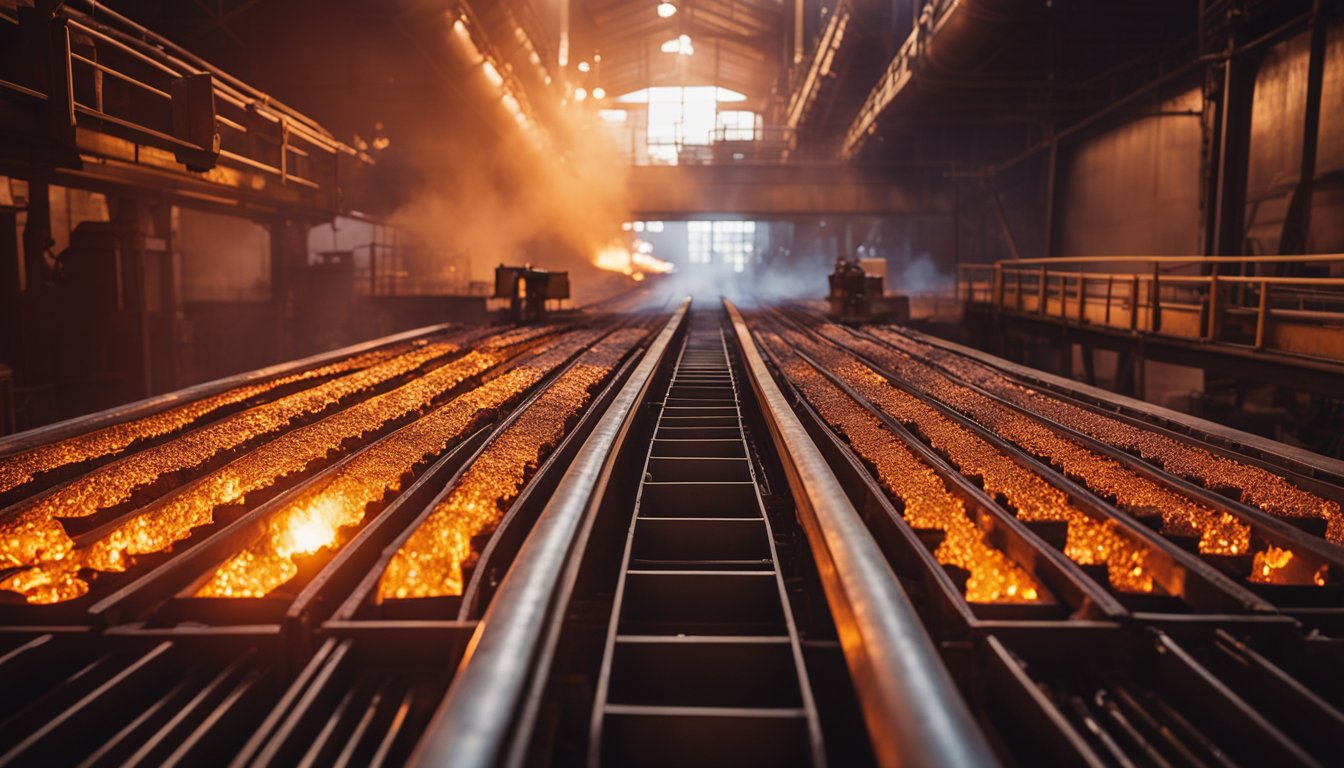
595,245,635,275
593,241,674,277
1248,545,1295,584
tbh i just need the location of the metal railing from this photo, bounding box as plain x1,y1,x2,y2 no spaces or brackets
1,2,366,209
616,127,798,166
842,0,955,160
956,254,1344,362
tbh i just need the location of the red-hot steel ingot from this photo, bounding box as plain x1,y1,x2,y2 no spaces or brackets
813,325,1257,559
0,345,403,497
870,327,1343,546
197,329,612,599
378,328,648,600
783,328,1157,593
758,331,1042,605
0,339,468,572
0,345,512,604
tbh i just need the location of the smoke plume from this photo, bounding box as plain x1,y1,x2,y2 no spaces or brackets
388,92,633,303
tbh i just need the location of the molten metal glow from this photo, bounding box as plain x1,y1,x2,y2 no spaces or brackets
758,332,1042,604
0,344,515,604
869,327,1344,546
379,328,647,600
1248,545,1295,584
821,325,1255,559
594,243,674,277
0,338,468,571
0,346,399,496
194,330,605,598
595,245,634,274
786,329,1155,593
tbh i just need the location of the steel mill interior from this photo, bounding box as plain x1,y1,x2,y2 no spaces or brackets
2,1,1344,767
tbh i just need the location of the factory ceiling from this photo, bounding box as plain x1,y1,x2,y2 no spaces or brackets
570,0,784,102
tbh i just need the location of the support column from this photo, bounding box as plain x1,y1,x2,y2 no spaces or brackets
1042,132,1060,258
1081,344,1097,386
21,177,51,294
1278,0,1327,256
270,219,311,361
1205,9,1256,257
0,211,20,369
984,176,1022,260
110,198,156,399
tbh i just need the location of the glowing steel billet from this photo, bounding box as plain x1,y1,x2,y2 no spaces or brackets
783,329,1155,593
0,339,466,572
0,347,505,604
816,325,1256,559
378,328,648,600
0,346,401,496
758,331,1042,604
871,327,1343,545
195,330,605,598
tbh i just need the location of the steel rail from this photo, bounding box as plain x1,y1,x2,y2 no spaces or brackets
0,322,460,457
408,299,689,768
725,300,997,768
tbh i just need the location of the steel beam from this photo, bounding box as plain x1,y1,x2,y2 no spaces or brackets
625,164,951,218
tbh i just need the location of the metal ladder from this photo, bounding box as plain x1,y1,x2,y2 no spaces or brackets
588,310,827,768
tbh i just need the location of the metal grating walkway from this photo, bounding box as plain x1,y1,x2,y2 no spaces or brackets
587,311,827,768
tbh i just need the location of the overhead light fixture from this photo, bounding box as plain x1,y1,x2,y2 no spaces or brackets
657,2,677,18
480,61,504,88
577,60,591,73
660,33,693,55
574,87,588,101
592,86,606,100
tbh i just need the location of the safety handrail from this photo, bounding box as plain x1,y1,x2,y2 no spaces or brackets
955,256,1344,358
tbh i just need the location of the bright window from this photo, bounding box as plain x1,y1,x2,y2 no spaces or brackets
687,221,756,272
612,87,756,165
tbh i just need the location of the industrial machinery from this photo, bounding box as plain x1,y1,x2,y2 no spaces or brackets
494,265,571,323
0,301,1342,766
826,257,908,323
